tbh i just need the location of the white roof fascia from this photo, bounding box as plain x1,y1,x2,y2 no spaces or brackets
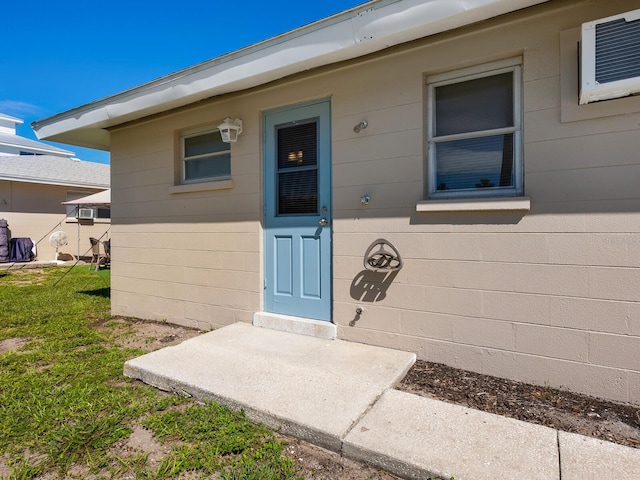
33,0,550,150
0,114,23,124
0,140,74,157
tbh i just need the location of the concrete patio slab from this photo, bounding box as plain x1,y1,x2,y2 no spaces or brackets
343,389,560,480
559,431,640,480
124,322,416,451
124,322,640,480
0,260,61,270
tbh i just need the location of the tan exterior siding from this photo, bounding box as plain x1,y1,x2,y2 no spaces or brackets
0,181,109,261
110,0,640,404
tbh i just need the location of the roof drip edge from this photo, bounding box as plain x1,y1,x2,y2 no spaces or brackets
32,0,550,150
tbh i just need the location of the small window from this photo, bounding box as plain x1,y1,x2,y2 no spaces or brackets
96,207,111,219
181,129,231,184
427,59,522,199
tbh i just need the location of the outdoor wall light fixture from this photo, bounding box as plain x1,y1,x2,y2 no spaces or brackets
218,118,243,143
353,120,368,133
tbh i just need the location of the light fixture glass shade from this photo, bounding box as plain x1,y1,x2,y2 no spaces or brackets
218,118,243,143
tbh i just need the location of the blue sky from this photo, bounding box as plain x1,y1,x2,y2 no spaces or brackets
1,0,367,164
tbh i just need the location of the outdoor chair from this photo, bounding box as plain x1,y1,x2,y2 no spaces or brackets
102,239,111,268
89,237,108,271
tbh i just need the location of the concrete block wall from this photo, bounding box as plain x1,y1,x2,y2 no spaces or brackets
109,0,640,404
332,0,640,404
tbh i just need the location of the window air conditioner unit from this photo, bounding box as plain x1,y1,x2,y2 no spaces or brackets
77,208,94,220
580,9,640,105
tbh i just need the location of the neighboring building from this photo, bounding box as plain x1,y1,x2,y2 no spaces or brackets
0,112,74,157
0,113,110,261
33,0,640,405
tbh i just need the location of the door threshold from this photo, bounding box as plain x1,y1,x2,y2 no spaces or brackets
253,312,336,340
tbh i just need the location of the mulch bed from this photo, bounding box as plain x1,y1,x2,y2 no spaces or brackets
397,360,640,449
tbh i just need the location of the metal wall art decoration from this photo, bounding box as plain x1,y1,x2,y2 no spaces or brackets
363,238,403,272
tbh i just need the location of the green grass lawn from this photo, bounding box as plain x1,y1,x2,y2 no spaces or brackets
0,266,300,480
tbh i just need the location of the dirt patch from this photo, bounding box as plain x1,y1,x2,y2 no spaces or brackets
0,456,9,479
105,415,398,480
0,269,48,286
0,337,29,353
1,450,48,479
397,360,640,449
118,424,170,468
97,317,202,353
282,437,400,479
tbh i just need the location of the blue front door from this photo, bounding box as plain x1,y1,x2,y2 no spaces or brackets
263,99,332,321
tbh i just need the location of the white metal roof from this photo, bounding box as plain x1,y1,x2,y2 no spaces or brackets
32,0,550,151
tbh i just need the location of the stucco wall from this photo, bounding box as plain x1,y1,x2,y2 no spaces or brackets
109,0,640,404
0,180,110,261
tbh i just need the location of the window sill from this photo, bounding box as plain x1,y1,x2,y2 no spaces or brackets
416,197,530,212
169,179,234,194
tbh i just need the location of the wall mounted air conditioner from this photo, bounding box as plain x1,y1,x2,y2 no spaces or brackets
580,9,640,105
77,208,94,220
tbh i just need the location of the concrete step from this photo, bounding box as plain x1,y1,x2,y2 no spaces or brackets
124,322,416,451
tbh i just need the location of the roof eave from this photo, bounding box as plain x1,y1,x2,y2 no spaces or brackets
0,141,74,157
32,0,550,151
0,114,24,124
0,174,109,189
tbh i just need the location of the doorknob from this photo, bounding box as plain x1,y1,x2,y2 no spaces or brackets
319,218,329,226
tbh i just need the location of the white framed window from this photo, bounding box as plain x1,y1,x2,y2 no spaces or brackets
181,128,231,184
427,58,523,199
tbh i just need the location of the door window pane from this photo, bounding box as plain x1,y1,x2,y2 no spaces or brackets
278,170,318,215
276,120,319,215
277,121,318,170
